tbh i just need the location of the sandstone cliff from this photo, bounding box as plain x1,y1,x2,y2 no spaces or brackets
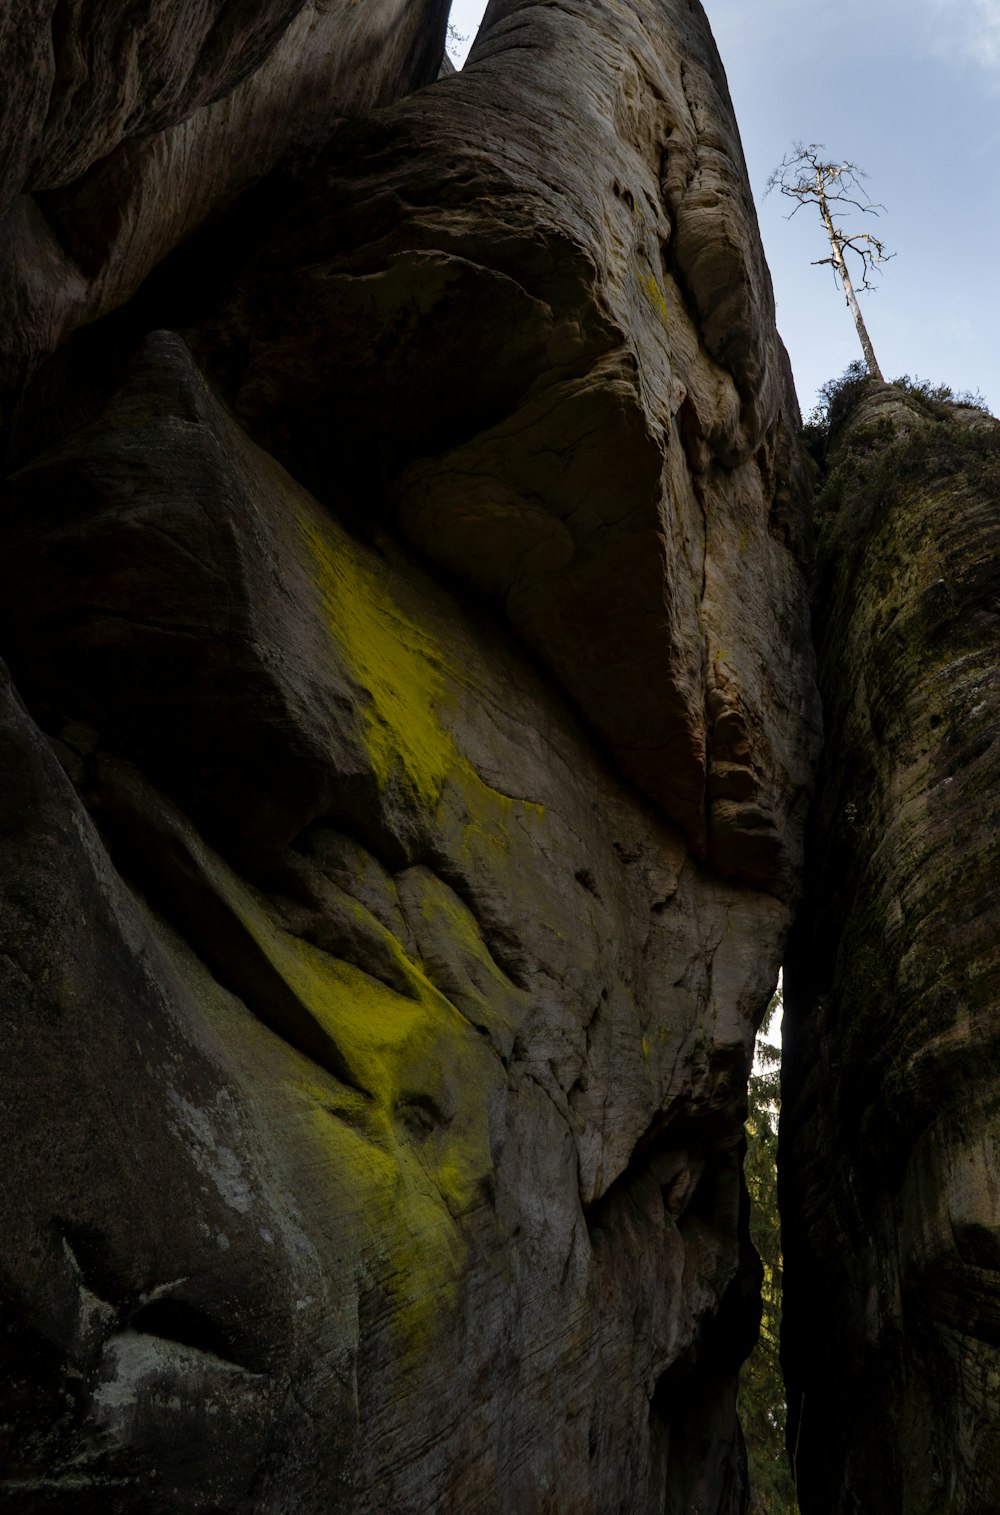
0,3,819,1510
782,381,1000,1513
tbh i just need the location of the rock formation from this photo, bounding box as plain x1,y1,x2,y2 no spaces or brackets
0,0,450,432
0,1,819,1510
782,381,1000,1513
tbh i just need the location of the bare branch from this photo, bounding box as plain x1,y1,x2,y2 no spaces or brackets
767,141,892,378
821,192,884,214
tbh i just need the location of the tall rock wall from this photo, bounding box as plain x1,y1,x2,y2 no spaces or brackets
782,383,1000,1513
0,0,450,427
0,1,819,1510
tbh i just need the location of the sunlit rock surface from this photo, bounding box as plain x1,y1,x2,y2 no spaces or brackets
782,382,1000,1514
0,1,819,1510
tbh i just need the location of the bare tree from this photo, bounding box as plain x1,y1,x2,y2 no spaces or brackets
768,142,893,381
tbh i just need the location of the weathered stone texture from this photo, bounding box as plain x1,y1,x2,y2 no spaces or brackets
0,0,450,425
782,383,1000,1514
0,1,819,1510
1,325,787,1513
200,0,817,894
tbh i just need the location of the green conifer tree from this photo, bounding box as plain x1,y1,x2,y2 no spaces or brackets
740,991,798,1513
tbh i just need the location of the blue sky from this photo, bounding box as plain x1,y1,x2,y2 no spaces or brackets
447,0,1000,416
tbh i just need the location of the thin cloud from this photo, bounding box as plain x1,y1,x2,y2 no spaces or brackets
710,0,1000,74
928,0,1000,73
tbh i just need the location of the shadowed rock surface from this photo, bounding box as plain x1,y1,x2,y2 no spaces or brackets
0,0,450,425
195,0,816,894
782,382,1000,1514
0,1,819,1510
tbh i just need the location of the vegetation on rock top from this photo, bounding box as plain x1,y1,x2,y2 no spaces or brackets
799,363,999,569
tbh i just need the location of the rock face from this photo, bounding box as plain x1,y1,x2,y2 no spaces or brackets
195,0,816,896
0,0,450,430
0,2,818,1511
782,383,1000,1513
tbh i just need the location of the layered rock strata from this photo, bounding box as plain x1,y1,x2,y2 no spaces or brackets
782,383,1000,1513
0,1,818,1510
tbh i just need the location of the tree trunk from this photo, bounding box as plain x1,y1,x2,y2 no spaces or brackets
819,193,884,380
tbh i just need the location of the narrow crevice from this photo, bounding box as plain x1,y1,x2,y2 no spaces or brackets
89,753,370,1097
128,1299,249,1371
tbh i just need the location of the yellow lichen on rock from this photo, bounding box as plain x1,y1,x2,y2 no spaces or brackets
187,829,501,1356
297,1084,470,1356
282,933,496,1351
641,271,670,327
296,507,456,812
255,898,498,1351
294,498,547,889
